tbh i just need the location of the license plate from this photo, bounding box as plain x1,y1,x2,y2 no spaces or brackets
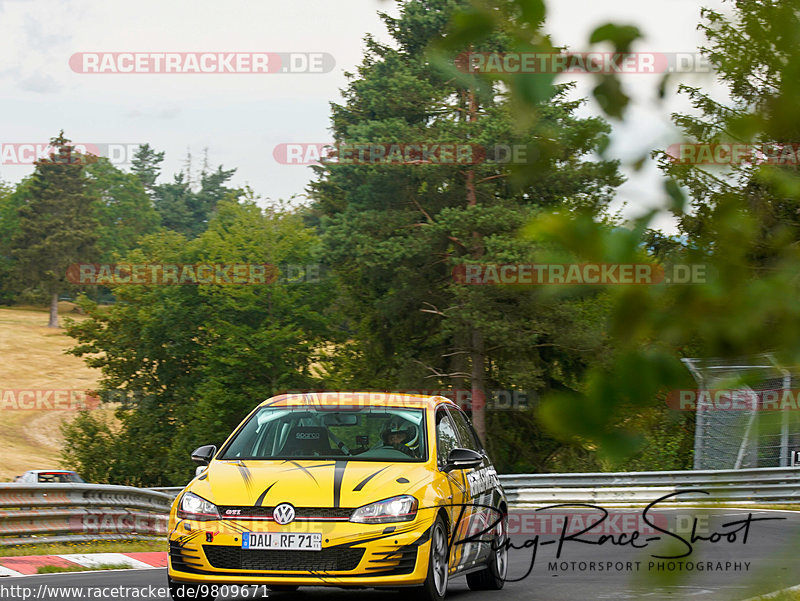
242,532,322,551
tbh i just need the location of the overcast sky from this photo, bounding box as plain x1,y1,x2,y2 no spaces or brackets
0,0,731,232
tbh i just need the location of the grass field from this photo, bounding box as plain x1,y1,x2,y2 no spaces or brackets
0,539,166,558
0,304,103,481
37,563,135,574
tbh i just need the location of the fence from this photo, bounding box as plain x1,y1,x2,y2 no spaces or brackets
0,483,172,547
684,355,800,470
3,468,799,546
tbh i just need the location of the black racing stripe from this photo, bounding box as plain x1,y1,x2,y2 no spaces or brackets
236,462,254,491
254,481,277,507
282,462,337,472
352,466,389,492
332,532,401,548
224,522,248,535
282,461,328,484
333,460,347,508
175,530,204,547
328,524,419,549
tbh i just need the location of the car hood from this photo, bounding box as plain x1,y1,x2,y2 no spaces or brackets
187,459,433,508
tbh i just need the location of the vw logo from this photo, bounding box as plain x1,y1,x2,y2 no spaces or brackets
273,503,295,525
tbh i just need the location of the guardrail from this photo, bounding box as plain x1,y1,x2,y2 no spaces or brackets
147,487,184,501
498,466,800,507
155,468,800,507
0,483,172,547
4,468,797,546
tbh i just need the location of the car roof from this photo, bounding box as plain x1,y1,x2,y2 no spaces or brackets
26,470,77,474
258,392,457,410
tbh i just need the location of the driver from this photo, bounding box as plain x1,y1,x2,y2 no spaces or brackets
381,423,415,457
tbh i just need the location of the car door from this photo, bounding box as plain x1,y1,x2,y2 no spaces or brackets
434,405,470,572
446,405,500,566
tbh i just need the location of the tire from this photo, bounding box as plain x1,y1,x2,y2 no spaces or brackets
267,585,300,592
415,515,449,601
466,511,508,591
168,577,217,601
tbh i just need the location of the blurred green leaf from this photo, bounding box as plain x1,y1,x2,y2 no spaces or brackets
589,22,643,53
516,0,546,29
592,75,629,119
664,178,686,213
438,6,495,50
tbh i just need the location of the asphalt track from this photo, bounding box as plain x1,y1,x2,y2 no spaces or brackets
4,507,800,601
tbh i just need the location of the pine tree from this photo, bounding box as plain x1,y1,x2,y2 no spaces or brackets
153,160,240,239
131,143,165,199
311,0,621,449
11,132,100,327
658,0,800,265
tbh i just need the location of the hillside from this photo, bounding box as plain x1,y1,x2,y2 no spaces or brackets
0,305,102,481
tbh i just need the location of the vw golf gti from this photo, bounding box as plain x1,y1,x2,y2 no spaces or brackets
168,392,508,600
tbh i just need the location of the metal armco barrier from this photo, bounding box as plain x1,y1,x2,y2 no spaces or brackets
499,466,800,507
147,487,184,501
0,483,172,546
6,468,794,546
156,468,800,507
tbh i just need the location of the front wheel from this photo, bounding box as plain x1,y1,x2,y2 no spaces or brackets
168,577,217,601
415,515,449,601
466,511,508,590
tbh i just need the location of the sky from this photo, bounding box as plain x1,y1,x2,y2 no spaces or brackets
0,0,732,232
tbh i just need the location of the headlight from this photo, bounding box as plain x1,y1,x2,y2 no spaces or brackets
177,492,219,521
350,495,418,524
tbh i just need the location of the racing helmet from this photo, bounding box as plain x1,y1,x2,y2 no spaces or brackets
380,420,413,444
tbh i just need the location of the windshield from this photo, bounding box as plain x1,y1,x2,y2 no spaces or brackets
219,406,427,462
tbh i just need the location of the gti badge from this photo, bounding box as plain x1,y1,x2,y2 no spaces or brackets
273,503,296,525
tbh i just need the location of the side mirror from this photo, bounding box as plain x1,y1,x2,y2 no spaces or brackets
443,448,483,473
191,444,217,466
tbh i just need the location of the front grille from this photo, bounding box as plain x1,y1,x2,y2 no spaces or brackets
203,545,365,572
218,506,353,520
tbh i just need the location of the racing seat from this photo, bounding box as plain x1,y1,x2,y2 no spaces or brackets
281,426,333,456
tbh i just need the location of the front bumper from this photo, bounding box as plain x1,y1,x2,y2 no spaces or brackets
168,515,434,587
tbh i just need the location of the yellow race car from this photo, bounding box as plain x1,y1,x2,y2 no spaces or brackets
168,392,508,601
